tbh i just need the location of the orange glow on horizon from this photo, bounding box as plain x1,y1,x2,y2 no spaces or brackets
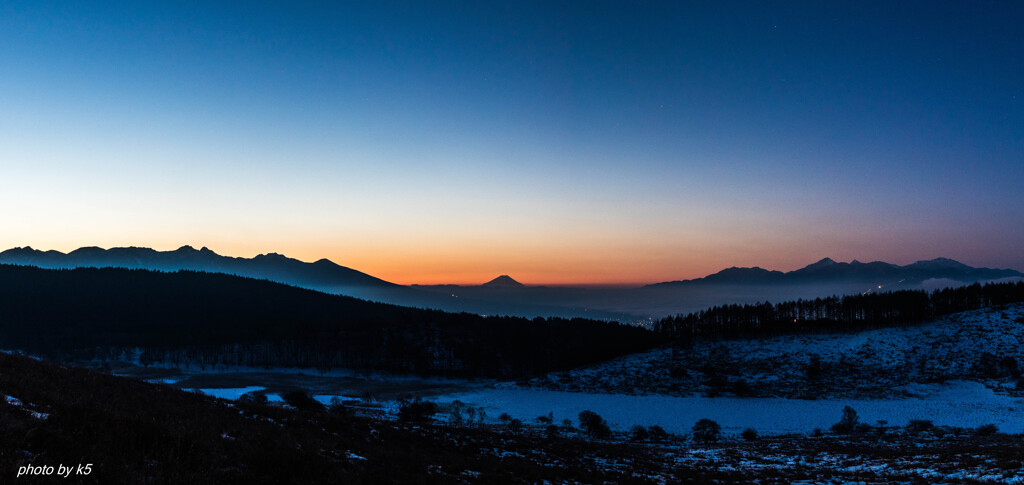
1,239,740,286
3,237,1013,288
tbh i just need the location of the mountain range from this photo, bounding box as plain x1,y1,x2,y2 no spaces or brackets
2,246,1020,320
647,257,1022,289
0,246,629,320
0,245,395,291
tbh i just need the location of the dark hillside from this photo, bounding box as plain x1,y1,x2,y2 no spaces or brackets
0,265,661,378
0,352,668,484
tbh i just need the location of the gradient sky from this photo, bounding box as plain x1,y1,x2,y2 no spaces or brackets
1,1,1022,285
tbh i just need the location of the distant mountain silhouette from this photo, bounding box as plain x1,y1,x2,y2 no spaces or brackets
903,257,974,272
698,266,785,285
0,245,396,292
0,246,642,320
4,246,1020,321
480,275,524,288
647,257,1023,288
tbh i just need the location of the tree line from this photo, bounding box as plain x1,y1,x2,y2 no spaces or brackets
653,281,1024,342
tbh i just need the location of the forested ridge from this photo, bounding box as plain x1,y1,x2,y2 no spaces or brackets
654,281,1024,341
0,265,660,377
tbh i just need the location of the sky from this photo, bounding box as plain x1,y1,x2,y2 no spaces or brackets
1,1,1022,285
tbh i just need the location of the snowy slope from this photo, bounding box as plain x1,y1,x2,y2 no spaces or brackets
529,304,1024,399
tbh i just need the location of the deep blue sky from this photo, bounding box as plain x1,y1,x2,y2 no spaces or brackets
2,1,1022,284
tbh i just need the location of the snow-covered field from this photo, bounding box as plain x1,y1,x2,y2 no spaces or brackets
185,377,1024,435
439,380,1024,434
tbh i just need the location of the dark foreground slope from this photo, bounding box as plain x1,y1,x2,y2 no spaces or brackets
3,353,1023,484
0,265,659,378
0,353,666,484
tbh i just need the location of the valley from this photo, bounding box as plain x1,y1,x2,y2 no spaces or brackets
70,304,1024,437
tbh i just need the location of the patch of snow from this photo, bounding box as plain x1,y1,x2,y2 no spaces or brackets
346,452,366,461
185,386,266,400
4,395,48,420
145,378,182,385
313,394,359,405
